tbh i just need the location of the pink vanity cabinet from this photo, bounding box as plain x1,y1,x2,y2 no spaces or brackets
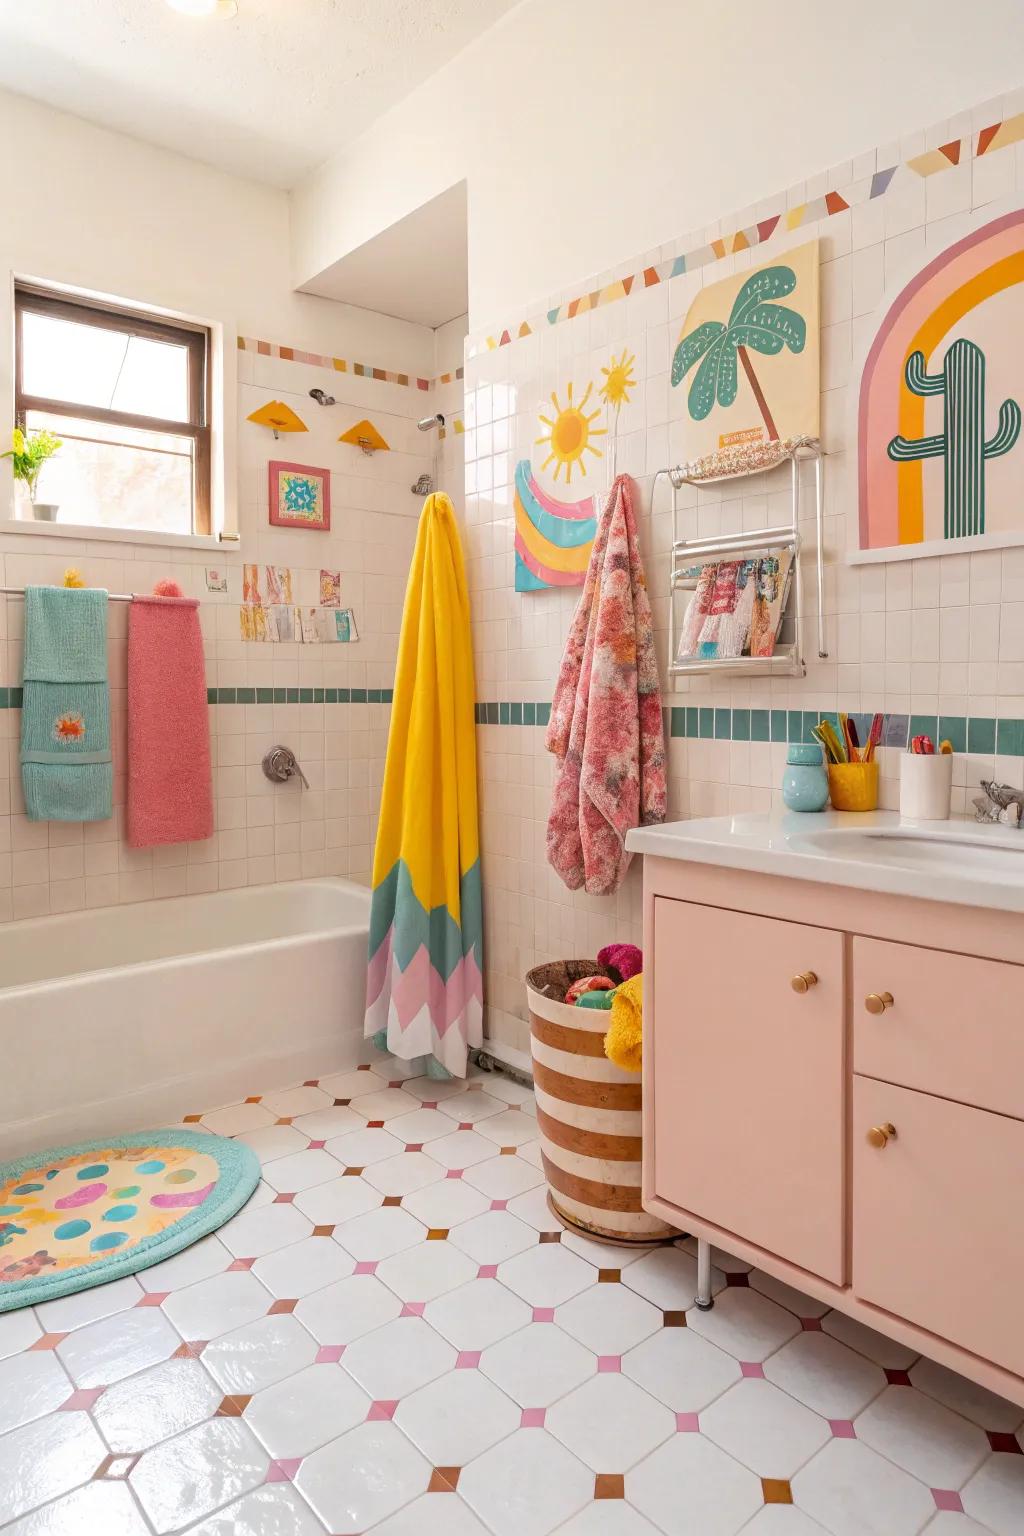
640,854,1024,1407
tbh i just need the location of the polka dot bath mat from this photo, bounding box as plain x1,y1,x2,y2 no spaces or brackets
0,1129,259,1311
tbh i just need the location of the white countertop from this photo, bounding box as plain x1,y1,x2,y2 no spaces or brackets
625,809,1024,913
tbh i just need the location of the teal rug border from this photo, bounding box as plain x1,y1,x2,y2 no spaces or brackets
0,1128,260,1313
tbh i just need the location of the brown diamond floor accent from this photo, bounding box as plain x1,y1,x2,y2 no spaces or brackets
367,1120,385,1129
382,1196,403,1208
663,1311,687,1327
539,1232,561,1244
173,1341,208,1359
427,1229,449,1241
244,1096,262,1104
725,1272,750,1287
303,1079,319,1087
217,1395,252,1417
344,1168,365,1177
598,1270,621,1283
333,1098,351,1107
988,1431,1024,1454
428,1467,462,1492
500,1147,517,1156
313,1225,335,1237
183,1114,202,1124
30,1332,67,1352
762,1478,793,1504
268,1299,299,1315
595,1474,625,1499
276,1117,294,1126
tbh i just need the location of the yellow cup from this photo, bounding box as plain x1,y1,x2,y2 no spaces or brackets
827,760,879,812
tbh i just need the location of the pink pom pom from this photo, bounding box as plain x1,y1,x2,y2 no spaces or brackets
152,579,184,598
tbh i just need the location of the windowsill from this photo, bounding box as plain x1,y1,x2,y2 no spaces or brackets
0,516,231,552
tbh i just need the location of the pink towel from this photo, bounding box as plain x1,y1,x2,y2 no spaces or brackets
127,596,213,848
545,474,667,895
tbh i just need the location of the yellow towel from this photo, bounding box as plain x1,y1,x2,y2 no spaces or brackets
604,973,643,1073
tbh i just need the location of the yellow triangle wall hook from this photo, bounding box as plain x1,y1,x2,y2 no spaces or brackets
247,400,308,440
339,419,390,455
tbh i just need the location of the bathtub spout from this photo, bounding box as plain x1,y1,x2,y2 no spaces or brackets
262,745,309,789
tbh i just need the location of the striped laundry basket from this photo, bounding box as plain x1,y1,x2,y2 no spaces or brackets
525,960,676,1245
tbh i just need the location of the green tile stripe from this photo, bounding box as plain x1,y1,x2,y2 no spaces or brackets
200,687,395,705
470,703,1024,755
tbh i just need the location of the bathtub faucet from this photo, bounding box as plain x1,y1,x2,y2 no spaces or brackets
262,745,309,790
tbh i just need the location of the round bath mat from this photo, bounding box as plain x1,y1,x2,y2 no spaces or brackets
0,1129,259,1311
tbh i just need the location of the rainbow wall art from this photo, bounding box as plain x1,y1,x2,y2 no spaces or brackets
857,208,1024,560
514,459,597,592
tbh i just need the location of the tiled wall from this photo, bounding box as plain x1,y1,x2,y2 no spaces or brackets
462,88,1024,1058
0,342,457,922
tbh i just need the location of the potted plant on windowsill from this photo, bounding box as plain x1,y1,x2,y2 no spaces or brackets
3,426,63,521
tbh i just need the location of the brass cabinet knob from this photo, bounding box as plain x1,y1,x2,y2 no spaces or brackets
864,991,894,1015
791,971,818,994
867,1122,897,1149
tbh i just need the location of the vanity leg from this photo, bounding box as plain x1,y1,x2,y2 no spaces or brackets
694,1236,714,1311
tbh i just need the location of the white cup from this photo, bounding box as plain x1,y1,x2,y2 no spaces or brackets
900,751,953,820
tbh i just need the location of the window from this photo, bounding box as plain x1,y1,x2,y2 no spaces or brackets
15,285,211,536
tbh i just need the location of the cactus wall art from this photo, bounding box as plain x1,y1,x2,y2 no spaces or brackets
670,239,820,471
857,208,1024,560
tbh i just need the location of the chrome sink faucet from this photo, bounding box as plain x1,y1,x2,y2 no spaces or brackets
262,745,309,789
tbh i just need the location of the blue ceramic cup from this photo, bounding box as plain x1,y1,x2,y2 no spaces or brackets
783,742,829,812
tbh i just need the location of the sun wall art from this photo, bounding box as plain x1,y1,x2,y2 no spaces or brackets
536,380,606,484
671,239,820,474
514,458,597,592
599,349,637,413
268,461,331,532
855,208,1024,562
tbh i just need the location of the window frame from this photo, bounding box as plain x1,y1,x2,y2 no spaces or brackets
14,283,212,535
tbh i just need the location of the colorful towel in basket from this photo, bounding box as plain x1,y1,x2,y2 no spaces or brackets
545,474,666,895
364,493,483,1078
127,595,213,847
21,586,112,823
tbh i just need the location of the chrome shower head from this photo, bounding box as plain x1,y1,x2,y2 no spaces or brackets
417,413,445,432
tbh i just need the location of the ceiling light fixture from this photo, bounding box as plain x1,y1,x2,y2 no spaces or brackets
166,0,237,18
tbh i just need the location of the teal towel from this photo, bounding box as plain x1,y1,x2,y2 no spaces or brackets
21,587,112,823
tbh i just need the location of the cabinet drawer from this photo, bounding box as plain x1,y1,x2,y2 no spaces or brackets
651,899,844,1283
853,937,1024,1120
853,1076,1024,1375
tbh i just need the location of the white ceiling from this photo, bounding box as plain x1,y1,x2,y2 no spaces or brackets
0,0,519,188
302,183,467,327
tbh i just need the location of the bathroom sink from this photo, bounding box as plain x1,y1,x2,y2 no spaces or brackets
798,825,1024,879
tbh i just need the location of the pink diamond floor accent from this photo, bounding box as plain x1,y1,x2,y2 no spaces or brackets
367,1401,399,1421
267,1459,302,1483
401,1302,426,1316
932,1490,964,1512
740,1361,765,1378
801,1316,823,1330
316,1346,345,1363
829,1420,857,1438
136,1292,168,1307
60,1389,104,1411
478,1265,499,1279
273,1192,296,1204
228,1258,255,1271
309,1140,326,1149
533,1307,555,1323
490,1199,508,1211
446,1169,464,1180
597,1357,621,1373
521,1408,546,1428
676,1413,700,1432
354,1261,379,1275
456,1351,481,1369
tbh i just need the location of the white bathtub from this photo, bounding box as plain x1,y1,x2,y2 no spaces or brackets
0,878,371,1157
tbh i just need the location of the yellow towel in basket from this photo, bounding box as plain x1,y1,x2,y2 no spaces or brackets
604,973,643,1073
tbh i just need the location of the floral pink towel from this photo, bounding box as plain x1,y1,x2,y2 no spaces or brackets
545,473,666,894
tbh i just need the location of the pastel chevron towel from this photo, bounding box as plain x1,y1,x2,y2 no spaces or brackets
545,473,667,895
21,587,112,823
364,493,483,1077
127,595,213,847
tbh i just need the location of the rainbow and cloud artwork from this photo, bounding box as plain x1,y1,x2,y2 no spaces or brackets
856,207,1024,562
514,352,636,593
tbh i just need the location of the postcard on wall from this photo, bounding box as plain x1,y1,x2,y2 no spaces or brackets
671,239,820,468
319,569,342,606
243,564,262,605
336,608,359,642
205,567,228,593
272,605,295,643
265,566,293,605
298,607,319,644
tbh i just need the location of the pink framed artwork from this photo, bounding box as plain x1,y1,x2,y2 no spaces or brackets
268,461,331,531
